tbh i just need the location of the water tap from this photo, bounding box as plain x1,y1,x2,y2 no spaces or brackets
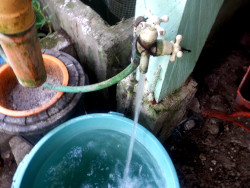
134,10,183,74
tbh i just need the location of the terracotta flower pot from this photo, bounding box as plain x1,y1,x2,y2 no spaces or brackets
0,54,69,117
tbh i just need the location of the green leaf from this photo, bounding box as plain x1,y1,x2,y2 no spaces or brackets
37,33,47,37
32,1,53,37
32,1,40,10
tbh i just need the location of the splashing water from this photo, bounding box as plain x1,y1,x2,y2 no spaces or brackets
122,73,146,185
33,130,165,188
31,73,167,188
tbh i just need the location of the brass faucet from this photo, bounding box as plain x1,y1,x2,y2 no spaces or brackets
134,10,183,74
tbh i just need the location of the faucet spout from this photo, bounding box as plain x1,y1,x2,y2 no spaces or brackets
139,52,150,74
134,10,184,74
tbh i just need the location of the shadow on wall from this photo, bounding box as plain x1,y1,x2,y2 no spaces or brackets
81,0,135,25
193,1,250,85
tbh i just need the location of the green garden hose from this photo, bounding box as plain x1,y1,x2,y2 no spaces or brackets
1,46,139,93
43,62,139,93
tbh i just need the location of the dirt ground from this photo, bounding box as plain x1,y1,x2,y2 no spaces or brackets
0,151,17,188
165,7,250,188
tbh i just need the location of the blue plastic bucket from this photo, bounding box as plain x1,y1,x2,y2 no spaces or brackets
12,113,179,188
0,56,4,64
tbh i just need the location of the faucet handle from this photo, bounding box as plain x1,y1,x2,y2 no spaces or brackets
144,9,169,36
170,35,183,62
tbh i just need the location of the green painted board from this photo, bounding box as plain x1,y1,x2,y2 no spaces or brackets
135,0,224,102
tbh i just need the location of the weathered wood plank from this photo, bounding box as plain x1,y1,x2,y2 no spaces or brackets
159,0,224,101
135,0,224,102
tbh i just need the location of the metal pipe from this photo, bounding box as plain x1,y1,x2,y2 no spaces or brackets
139,53,150,74
0,0,35,35
0,0,46,87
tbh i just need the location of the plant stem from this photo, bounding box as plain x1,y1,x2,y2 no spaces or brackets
39,9,52,34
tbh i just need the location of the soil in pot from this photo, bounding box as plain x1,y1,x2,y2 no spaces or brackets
7,74,60,111
0,54,68,114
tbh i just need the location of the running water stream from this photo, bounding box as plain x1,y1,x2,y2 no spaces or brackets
32,71,166,187
122,73,146,185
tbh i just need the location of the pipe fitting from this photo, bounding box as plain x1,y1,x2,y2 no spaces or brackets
153,40,173,56
139,27,158,46
0,0,35,34
139,53,150,74
134,11,184,74
0,24,47,87
0,0,47,87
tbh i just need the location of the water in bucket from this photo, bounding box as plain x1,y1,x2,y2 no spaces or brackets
33,130,166,187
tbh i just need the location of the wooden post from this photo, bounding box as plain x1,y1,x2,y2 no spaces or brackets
135,0,224,102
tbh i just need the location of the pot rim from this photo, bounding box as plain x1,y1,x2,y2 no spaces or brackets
0,54,69,117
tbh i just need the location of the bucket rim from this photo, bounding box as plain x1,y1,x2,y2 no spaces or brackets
12,113,180,188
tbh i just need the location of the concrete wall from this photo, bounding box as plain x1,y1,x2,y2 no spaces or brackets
135,0,224,102
38,0,247,141
38,0,198,140
117,75,197,143
40,0,134,83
